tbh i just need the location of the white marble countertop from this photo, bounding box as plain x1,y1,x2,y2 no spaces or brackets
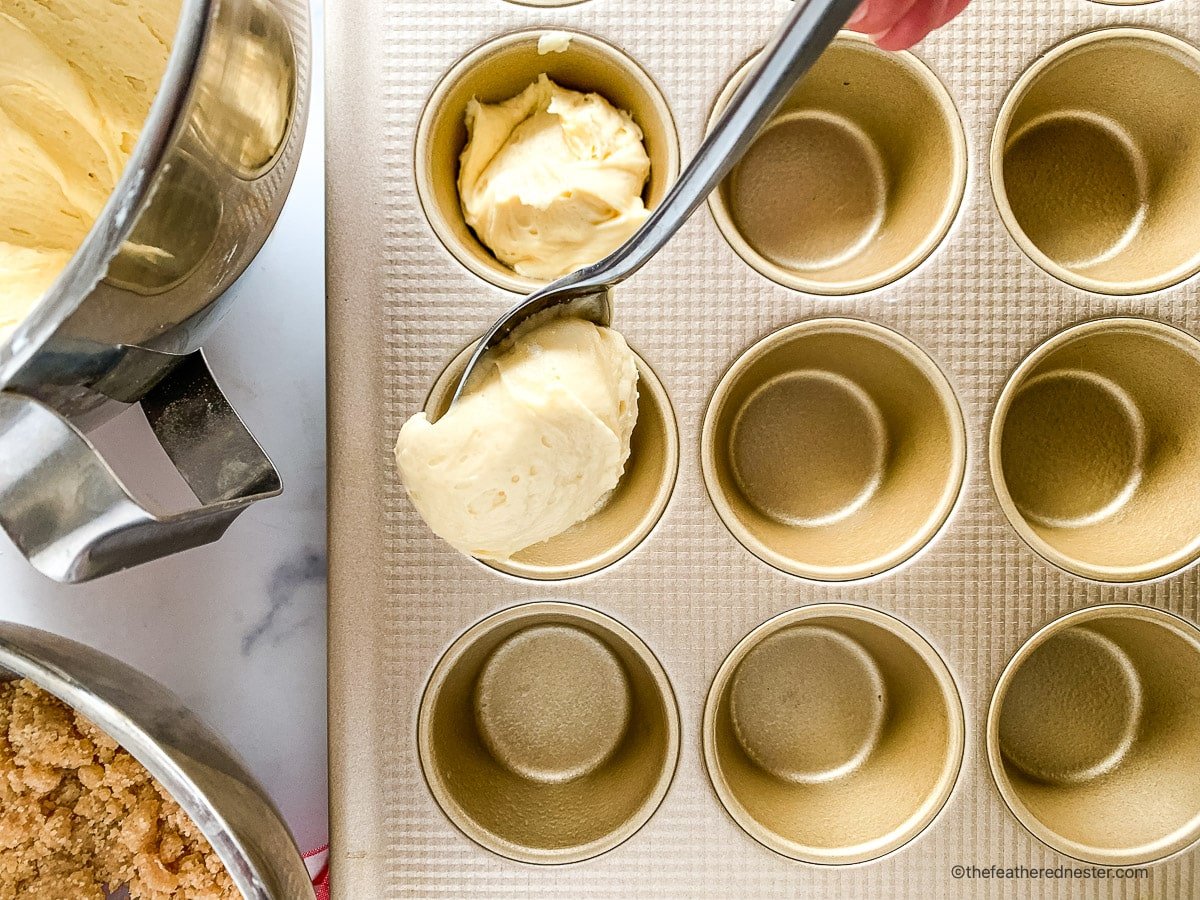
0,6,329,859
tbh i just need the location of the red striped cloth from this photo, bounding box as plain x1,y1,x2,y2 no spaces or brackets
303,844,330,900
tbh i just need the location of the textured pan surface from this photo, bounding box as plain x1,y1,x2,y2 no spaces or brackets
327,0,1200,895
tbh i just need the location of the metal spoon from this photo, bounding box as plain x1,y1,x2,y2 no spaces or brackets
443,0,863,413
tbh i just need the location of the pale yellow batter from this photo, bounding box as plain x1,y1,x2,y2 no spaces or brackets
458,74,652,280
396,318,640,561
0,0,178,341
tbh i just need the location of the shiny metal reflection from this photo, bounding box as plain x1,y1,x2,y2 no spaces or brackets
194,0,298,179
0,352,281,583
106,151,224,296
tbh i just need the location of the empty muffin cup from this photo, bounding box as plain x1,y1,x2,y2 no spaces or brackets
418,602,679,864
422,338,678,579
993,28,1200,295
988,604,1200,865
991,317,1200,583
415,29,680,292
707,34,966,295
701,319,965,581
703,604,964,864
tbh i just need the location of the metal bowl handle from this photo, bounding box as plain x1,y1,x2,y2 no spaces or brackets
0,351,281,583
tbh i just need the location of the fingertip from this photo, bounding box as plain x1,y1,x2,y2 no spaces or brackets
845,0,919,37
872,0,944,50
871,28,918,51
846,0,870,28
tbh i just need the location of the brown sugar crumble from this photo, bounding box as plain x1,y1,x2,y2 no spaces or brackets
0,678,239,900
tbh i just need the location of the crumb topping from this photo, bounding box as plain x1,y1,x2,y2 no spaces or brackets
0,679,239,899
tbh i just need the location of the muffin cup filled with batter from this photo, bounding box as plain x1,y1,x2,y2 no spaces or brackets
707,34,966,295
991,317,1200,583
988,604,1200,865
421,336,678,580
418,602,679,864
701,319,965,581
703,604,963,865
993,28,1200,295
415,28,679,292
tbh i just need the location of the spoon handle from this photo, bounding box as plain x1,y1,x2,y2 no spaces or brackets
574,0,863,290
446,0,862,412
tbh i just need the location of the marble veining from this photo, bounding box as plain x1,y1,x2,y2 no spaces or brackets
244,548,327,655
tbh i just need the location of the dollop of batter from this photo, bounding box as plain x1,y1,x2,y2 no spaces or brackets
395,317,639,560
458,74,651,280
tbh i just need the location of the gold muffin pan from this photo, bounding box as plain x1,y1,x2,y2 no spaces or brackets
992,28,1200,295
703,603,964,865
327,0,1200,894
988,604,1200,867
702,318,966,582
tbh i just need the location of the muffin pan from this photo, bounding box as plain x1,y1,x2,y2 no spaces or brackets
991,317,1200,583
328,0,1200,895
988,604,1200,866
992,28,1200,295
704,604,964,865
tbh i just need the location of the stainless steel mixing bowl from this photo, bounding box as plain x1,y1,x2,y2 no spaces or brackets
0,0,310,582
0,622,315,898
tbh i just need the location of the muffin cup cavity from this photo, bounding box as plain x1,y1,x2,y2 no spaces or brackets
423,337,678,580
415,28,680,292
701,319,966,581
993,28,1200,295
418,602,680,864
988,604,1200,865
991,317,1200,583
703,604,964,865
707,34,966,295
